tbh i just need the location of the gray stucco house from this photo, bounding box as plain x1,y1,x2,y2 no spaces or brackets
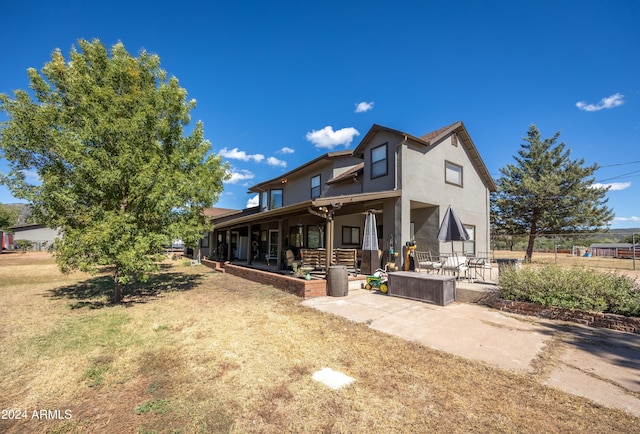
201,121,497,270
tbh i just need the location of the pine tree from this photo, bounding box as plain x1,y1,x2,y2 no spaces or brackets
491,124,613,261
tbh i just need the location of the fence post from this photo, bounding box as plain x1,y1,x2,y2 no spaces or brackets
633,232,637,271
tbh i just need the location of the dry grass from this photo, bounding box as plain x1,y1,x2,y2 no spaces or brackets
493,249,640,275
0,252,638,433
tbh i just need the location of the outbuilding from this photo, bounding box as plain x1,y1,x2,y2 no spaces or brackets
8,223,60,251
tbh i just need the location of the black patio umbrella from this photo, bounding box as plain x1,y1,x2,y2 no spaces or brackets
361,210,379,275
437,205,469,253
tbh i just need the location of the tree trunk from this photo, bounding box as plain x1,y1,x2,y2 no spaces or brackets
525,235,536,263
112,271,123,304
525,228,537,263
525,210,541,263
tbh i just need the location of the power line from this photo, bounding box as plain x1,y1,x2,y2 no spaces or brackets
597,160,640,168
596,169,640,183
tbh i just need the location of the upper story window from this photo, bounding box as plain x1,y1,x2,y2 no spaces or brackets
270,189,283,209
310,175,321,199
445,161,463,187
371,143,388,179
261,191,268,211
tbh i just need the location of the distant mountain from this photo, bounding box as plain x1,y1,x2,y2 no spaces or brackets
3,203,33,225
609,227,640,234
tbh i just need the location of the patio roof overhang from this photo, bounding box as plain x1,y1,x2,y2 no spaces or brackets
311,189,401,207
212,190,402,230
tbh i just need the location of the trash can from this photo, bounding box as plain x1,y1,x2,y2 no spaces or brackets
496,258,523,275
327,265,348,297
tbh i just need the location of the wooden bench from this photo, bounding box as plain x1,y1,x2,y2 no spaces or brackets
333,248,358,275
299,248,359,275
300,249,325,270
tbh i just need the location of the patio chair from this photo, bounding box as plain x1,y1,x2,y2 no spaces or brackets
265,249,277,266
467,252,492,282
441,252,469,281
415,251,443,273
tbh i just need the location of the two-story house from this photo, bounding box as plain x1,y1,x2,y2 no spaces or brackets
201,121,496,271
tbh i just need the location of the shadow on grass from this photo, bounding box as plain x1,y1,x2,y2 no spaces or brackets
48,272,204,309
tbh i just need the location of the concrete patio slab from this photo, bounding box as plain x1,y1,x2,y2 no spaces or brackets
301,288,640,417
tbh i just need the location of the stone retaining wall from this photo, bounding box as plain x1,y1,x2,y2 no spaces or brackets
492,299,640,334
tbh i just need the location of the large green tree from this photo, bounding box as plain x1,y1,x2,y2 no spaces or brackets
0,203,20,230
0,39,228,302
491,124,614,261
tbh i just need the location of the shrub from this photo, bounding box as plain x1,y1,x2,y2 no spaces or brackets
499,264,640,317
14,239,35,252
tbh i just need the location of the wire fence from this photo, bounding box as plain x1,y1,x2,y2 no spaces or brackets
491,231,639,272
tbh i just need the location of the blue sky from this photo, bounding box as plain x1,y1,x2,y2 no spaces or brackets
1,0,639,228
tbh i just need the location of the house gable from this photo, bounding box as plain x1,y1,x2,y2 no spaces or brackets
352,122,496,193
416,121,496,192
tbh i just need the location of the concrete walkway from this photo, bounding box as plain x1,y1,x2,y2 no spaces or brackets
301,288,640,418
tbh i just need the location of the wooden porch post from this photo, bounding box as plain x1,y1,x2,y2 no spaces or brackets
246,225,251,264
308,203,342,269
277,219,283,269
326,218,334,266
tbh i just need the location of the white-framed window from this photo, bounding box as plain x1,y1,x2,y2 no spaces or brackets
371,143,388,179
311,175,321,198
463,224,475,256
445,161,463,186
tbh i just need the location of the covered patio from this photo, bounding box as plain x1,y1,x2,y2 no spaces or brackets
204,190,402,272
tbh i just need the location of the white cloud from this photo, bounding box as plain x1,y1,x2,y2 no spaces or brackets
576,93,624,112
224,169,254,184
219,147,264,163
355,101,374,113
278,147,295,154
591,182,631,191
266,156,287,168
305,126,360,149
613,216,640,223
22,170,41,183
246,194,259,207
